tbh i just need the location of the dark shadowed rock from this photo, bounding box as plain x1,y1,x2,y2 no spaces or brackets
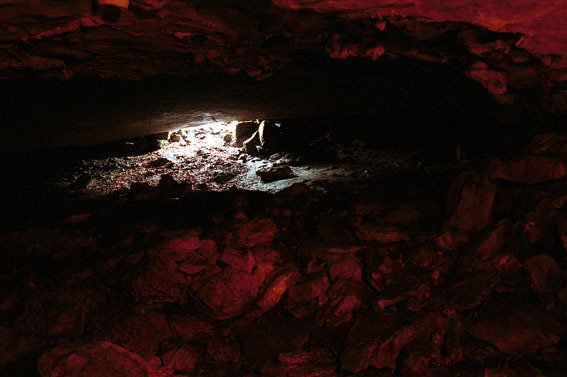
127,254,191,304
106,311,173,358
16,286,99,338
0,327,44,366
239,313,310,369
341,313,449,373
256,267,299,311
161,345,199,374
235,121,259,139
287,274,331,318
37,342,154,377
523,254,563,310
489,156,567,184
257,166,296,182
438,171,496,249
191,269,266,320
468,297,562,353
243,131,261,155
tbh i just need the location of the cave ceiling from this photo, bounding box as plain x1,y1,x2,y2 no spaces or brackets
1,0,566,118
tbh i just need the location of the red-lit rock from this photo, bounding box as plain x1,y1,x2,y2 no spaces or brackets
399,337,445,377
523,254,563,310
287,274,330,317
441,272,498,312
466,61,507,95
256,267,299,311
16,286,98,338
37,341,156,377
329,258,362,281
278,347,335,366
239,313,310,369
438,172,495,249
472,220,511,261
160,346,199,374
558,214,567,252
489,156,567,184
274,0,567,55
367,253,409,293
168,315,213,341
341,313,448,373
355,224,410,243
377,202,422,224
233,217,277,248
286,363,338,377
205,337,241,366
468,298,561,353
128,254,191,304
218,248,255,272
191,268,265,320
131,0,170,12
525,133,567,156
322,279,367,327
288,275,330,304
278,347,337,377
0,327,44,366
106,311,173,358
260,360,287,377
151,231,218,275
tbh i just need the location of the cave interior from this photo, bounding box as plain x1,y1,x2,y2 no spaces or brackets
1,1,567,376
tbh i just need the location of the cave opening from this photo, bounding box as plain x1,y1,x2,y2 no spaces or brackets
1,1,567,376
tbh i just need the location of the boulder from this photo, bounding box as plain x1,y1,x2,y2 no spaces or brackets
234,121,259,139
243,131,261,155
259,120,283,150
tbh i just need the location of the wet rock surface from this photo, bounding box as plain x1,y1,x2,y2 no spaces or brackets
1,129,567,376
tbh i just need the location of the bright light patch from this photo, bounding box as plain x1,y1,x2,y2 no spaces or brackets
167,121,237,153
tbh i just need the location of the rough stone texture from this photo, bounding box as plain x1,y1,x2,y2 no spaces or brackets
37,342,156,377
490,157,567,184
274,0,567,55
1,132,567,376
468,298,562,354
191,268,266,320
437,172,496,249
1,0,566,114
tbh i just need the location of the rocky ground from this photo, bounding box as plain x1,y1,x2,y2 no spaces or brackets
1,122,567,376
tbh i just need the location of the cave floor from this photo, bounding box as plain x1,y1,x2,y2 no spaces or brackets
56,123,463,198
1,125,566,377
